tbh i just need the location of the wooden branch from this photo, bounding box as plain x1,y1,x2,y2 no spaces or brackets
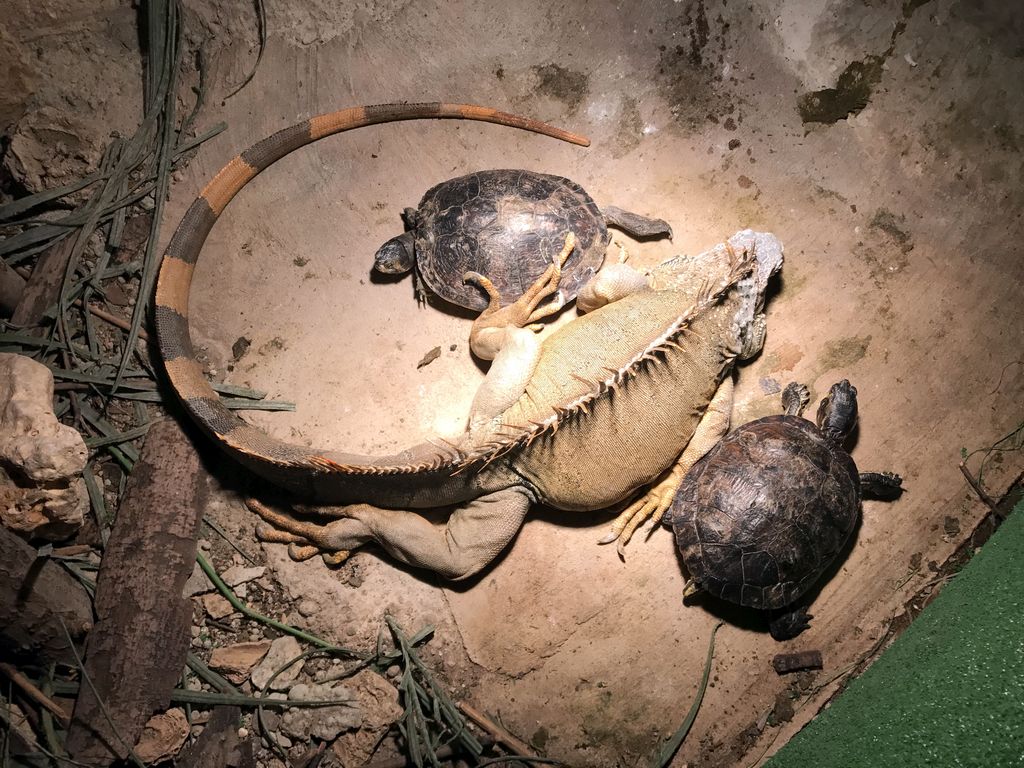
0,522,93,665
10,235,77,327
458,702,540,761
12,263,149,341
0,662,71,727
65,418,210,764
0,258,26,317
958,461,1003,519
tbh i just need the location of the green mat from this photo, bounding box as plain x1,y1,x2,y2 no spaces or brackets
766,502,1024,768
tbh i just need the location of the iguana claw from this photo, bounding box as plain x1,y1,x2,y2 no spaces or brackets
248,498,360,566
597,465,686,557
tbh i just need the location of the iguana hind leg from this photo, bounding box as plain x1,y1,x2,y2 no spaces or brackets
599,376,734,557
249,487,532,580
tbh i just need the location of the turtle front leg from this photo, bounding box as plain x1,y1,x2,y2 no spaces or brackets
599,376,734,557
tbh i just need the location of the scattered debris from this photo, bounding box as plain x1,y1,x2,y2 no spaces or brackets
201,592,236,620
208,641,273,684
416,345,442,369
232,336,252,361
331,670,404,767
280,681,361,741
772,650,824,675
133,708,190,764
251,635,305,691
184,560,217,597
220,564,267,587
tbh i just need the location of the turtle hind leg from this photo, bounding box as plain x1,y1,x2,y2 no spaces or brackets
768,606,813,641
601,205,674,240
860,471,904,500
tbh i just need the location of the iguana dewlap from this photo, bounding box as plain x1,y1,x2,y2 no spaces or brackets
155,101,784,578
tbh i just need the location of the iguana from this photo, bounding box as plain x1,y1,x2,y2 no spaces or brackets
155,101,784,579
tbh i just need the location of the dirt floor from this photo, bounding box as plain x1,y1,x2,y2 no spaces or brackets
6,0,1024,765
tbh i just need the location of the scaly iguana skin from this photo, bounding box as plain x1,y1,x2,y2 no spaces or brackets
155,101,784,579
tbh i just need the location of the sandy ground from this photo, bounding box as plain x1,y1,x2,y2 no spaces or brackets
7,0,1023,765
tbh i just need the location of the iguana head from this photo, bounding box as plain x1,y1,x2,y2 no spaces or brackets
726,229,784,360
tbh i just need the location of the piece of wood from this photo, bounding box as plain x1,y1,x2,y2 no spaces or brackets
0,258,26,317
0,662,71,727
10,262,148,340
458,702,538,760
65,418,209,764
10,235,77,327
772,650,824,675
0,522,93,665
173,706,248,768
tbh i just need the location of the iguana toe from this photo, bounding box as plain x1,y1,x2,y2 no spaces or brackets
287,542,322,561
321,550,352,567
597,530,619,545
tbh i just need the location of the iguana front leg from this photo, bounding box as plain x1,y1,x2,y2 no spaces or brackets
248,487,533,579
576,243,651,313
599,376,734,557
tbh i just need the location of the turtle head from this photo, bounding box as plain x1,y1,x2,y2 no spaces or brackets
373,232,416,275
816,380,858,443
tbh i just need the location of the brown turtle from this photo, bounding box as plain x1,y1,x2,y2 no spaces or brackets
373,169,672,311
665,380,903,640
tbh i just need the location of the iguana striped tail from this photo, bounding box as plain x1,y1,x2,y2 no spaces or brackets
154,102,589,477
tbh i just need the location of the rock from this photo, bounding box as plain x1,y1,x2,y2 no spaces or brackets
133,708,190,764
208,641,273,684
220,564,266,587
331,670,403,767
0,28,35,134
280,682,361,742
250,635,304,691
297,599,320,617
200,593,235,619
0,353,88,540
2,106,102,196
182,560,215,597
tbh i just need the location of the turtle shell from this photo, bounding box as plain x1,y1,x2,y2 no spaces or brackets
411,169,609,311
668,415,861,610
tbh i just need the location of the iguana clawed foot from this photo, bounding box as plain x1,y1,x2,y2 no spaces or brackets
598,464,686,558
247,498,362,567
465,232,575,359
